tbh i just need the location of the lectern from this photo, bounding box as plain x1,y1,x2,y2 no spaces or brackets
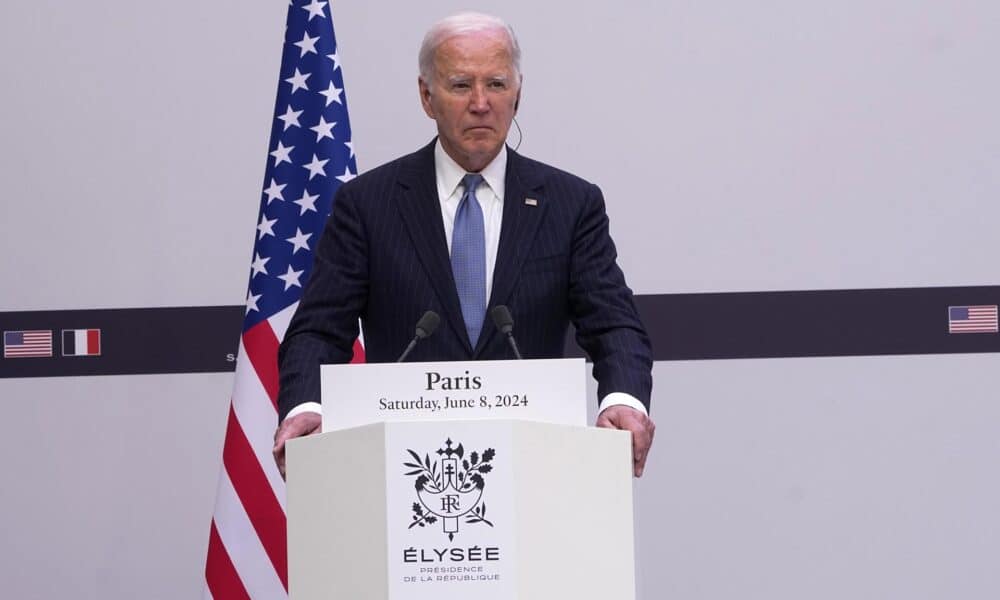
285,359,636,600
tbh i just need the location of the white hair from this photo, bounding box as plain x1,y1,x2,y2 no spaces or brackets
418,12,522,83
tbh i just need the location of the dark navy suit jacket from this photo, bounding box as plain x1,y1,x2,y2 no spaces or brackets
277,141,652,421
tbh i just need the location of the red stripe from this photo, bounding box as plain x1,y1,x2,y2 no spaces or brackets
351,338,366,363
88,329,101,354
205,520,252,600
222,405,288,590
243,321,281,408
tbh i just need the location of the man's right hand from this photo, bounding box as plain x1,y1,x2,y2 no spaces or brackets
272,411,322,479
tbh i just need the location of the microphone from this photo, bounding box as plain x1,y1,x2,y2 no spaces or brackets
490,305,523,360
396,311,440,362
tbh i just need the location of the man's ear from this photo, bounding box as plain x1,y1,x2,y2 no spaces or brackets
418,77,435,119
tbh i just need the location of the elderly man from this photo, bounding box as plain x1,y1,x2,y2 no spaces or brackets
274,12,655,476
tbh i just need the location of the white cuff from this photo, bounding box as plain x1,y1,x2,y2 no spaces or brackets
284,401,322,421
597,392,648,417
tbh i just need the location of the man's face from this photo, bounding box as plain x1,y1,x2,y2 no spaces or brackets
419,31,521,172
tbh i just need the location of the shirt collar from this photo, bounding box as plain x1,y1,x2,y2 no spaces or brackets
434,140,507,201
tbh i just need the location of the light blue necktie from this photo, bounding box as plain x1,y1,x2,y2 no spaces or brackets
451,173,487,347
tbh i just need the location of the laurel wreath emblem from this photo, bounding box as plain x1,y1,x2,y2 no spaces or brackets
405,439,496,536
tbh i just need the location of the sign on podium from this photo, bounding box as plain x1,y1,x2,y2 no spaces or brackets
286,358,636,600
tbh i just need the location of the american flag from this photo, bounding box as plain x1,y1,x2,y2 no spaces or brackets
3,330,53,358
204,2,363,598
948,305,999,334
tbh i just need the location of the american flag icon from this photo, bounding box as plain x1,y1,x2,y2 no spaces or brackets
948,305,999,334
3,330,54,358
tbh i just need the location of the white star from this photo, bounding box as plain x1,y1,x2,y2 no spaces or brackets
286,228,313,254
294,32,320,57
284,68,310,93
293,190,320,215
250,253,270,278
269,141,294,166
276,105,303,130
263,178,286,203
326,50,341,71
278,265,305,290
335,166,356,183
257,214,278,239
302,0,328,20
246,291,262,313
319,81,343,106
344,140,354,159
310,116,336,142
303,154,329,180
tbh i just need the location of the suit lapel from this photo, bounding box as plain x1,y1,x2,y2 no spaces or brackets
474,149,547,356
396,142,473,354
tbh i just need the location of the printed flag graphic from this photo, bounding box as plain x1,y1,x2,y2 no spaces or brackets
204,2,363,598
3,330,53,358
62,329,101,356
948,305,999,334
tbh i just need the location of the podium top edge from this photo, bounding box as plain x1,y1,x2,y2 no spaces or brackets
319,357,585,370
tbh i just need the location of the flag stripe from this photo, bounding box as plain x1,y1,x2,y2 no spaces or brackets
244,321,282,407
75,330,88,353
88,329,101,354
268,303,299,342
211,469,289,599
206,521,252,600
351,338,367,363
222,405,289,590
63,330,76,354
231,339,286,508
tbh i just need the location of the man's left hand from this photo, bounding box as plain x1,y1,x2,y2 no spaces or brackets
596,405,656,477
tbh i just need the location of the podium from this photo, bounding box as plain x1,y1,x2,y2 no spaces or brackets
285,359,636,599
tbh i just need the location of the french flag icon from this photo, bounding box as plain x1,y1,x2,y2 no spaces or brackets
62,329,101,357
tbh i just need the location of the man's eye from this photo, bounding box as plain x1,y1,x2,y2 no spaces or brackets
489,81,507,89
452,82,471,90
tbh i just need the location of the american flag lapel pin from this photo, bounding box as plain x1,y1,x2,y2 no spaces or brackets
525,198,538,206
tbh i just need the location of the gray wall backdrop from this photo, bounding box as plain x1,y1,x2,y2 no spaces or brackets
1,1,998,599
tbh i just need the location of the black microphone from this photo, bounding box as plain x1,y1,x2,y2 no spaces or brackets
397,311,440,362
490,305,523,360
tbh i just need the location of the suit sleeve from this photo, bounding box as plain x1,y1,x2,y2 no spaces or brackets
276,184,369,421
567,183,653,409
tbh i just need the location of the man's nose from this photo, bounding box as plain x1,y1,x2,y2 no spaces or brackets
469,85,489,112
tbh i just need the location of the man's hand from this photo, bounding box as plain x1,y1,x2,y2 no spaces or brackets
272,411,322,479
596,405,656,477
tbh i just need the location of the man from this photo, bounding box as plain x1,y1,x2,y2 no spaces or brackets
273,12,655,477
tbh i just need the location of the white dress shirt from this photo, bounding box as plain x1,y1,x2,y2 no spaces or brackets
434,141,505,302
285,141,647,421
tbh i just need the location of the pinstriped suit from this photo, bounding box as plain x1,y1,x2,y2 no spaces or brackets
276,140,652,421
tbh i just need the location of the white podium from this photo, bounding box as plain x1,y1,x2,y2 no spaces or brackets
286,359,636,600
